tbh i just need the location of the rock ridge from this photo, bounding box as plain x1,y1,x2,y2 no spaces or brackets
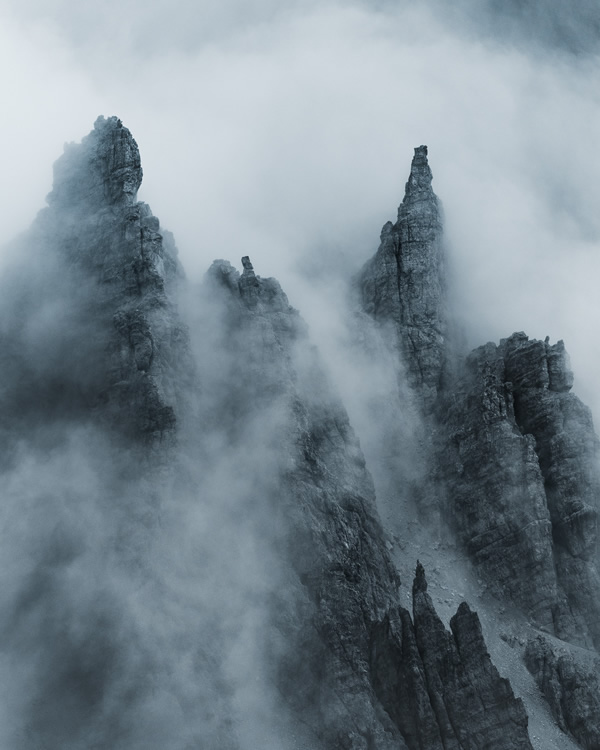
206,257,534,749
10,116,192,444
4,118,599,749
356,145,448,410
357,145,600,750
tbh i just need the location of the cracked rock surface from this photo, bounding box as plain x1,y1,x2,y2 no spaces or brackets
1,116,190,446
358,145,600,749
205,256,535,749
2,119,599,749
356,146,448,411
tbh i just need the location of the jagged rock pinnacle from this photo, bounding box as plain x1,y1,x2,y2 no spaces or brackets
399,145,435,216
356,145,448,410
32,116,187,441
48,115,143,209
413,560,428,596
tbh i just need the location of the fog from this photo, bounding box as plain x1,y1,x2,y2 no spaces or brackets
2,0,599,412
0,1,599,746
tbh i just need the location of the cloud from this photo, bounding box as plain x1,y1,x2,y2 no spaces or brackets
1,2,600,744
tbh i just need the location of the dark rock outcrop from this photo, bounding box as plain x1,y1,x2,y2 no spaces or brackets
205,257,534,749
356,146,448,410
502,334,600,647
206,256,406,748
5,119,600,749
438,333,600,648
370,564,533,750
357,144,600,749
0,116,190,447
525,635,600,749
437,339,561,631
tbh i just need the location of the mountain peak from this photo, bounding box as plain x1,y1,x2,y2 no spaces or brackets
48,115,142,210
357,144,447,409
398,144,437,219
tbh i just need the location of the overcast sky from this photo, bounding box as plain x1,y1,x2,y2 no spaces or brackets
2,0,600,412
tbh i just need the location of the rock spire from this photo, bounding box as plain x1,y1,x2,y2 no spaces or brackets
357,145,447,409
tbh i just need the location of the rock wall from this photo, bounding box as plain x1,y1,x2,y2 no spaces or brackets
357,143,600,749
205,255,534,749
356,146,448,410
3,116,191,445
3,118,600,748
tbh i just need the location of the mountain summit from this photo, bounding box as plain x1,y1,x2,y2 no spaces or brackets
357,145,447,409
0,118,598,749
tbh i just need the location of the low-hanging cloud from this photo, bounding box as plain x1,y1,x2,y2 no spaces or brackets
1,1,600,745
2,1,599,417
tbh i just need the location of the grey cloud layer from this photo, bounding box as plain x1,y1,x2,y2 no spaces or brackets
1,2,599,419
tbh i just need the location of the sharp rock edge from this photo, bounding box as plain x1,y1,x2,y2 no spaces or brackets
0,117,598,750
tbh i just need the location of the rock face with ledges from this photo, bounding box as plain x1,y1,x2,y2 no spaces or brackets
356,145,448,410
370,564,532,750
502,333,600,647
206,257,535,749
438,333,600,648
206,255,405,748
437,339,561,631
358,144,600,749
6,119,600,748
2,116,190,445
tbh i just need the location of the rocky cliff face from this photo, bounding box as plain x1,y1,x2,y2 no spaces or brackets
356,146,448,411
358,144,600,750
201,254,533,749
0,116,190,450
437,333,600,648
1,118,599,749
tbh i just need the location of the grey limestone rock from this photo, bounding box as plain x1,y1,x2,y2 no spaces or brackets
370,564,533,750
524,635,600,749
502,333,600,648
5,119,594,749
437,340,561,631
412,564,532,750
438,333,600,649
205,256,405,749
1,116,190,445
356,146,448,410
205,257,534,750
356,144,600,748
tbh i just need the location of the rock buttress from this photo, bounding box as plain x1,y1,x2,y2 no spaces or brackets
356,146,448,410
205,257,532,750
0,116,191,446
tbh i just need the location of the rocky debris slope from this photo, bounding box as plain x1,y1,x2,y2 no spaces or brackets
205,255,534,749
356,146,448,411
524,635,600,750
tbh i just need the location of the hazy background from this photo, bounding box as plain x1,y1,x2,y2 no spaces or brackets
0,4,599,747
1,0,600,416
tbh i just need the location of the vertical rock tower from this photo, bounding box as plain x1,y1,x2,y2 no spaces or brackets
11,116,191,443
357,145,447,409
